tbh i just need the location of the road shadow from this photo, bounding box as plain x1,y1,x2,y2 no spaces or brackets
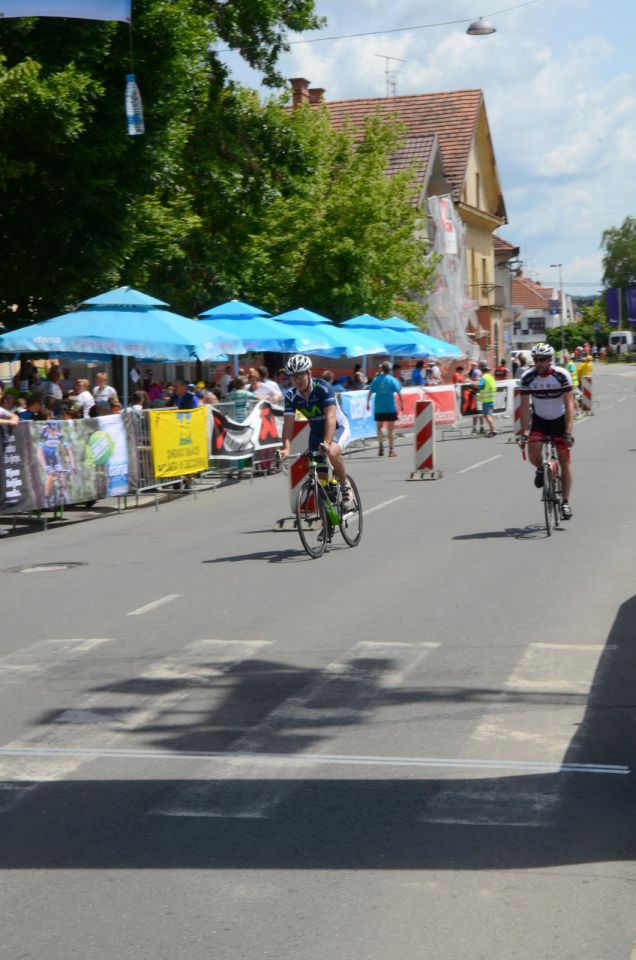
453,524,554,541
1,597,635,870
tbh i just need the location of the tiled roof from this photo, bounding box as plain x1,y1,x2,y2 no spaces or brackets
386,134,439,201
512,274,553,310
494,234,519,254
324,90,483,204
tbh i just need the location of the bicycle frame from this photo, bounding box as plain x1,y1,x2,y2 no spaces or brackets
280,449,363,557
520,436,562,535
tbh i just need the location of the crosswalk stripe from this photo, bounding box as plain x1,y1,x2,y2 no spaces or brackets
418,640,610,826
0,638,272,813
0,638,112,682
152,640,440,819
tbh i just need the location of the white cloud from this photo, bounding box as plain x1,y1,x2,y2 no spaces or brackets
227,0,636,293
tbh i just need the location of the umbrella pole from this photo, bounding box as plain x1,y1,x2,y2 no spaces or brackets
233,354,239,377
123,355,129,408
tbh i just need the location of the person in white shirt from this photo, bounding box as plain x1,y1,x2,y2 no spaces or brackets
92,371,119,405
217,365,233,397
74,379,96,418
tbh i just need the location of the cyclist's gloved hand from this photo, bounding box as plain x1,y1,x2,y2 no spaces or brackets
518,434,528,447
563,432,575,447
320,440,332,454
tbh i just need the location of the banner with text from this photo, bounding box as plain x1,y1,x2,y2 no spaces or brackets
149,407,208,478
1,414,138,513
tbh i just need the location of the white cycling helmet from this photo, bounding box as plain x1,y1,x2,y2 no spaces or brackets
531,342,554,358
285,354,312,375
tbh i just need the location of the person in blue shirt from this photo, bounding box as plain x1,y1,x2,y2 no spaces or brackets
366,361,404,457
410,360,428,386
172,380,200,410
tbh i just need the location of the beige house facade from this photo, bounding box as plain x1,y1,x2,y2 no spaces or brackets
290,80,508,363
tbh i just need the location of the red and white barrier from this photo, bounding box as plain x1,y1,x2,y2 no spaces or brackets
409,400,442,480
288,417,310,511
581,375,593,415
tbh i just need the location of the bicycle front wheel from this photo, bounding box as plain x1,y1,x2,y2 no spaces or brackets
340,474,363,547
543,461,554,536
296,480,328,558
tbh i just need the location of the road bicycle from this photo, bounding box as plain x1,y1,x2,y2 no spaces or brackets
46,466,72,509
519,435,563,536
278,450,363,558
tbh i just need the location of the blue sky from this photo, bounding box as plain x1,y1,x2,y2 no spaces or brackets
217,0,636,296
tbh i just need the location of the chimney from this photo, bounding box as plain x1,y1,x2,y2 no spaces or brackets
290,77,311,108
308,87,325,105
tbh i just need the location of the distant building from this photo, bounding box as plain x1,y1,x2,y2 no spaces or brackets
510,270,573,351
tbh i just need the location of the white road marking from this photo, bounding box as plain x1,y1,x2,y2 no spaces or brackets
126,594,181,616
0,638,272,812
0,638,111,679
505,641,610,692
153,640,439,818
0,746,626,775
457,455,501,474
419,638,618,826
363,495,407,516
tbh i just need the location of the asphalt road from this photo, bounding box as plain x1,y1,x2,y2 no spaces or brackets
1,366,635,960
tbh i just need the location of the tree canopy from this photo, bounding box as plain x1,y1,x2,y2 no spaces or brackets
0,1,438,331
0,0,323,327
601,215,636,290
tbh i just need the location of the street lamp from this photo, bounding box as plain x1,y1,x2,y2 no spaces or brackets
466,17,497,35
550,262,565,358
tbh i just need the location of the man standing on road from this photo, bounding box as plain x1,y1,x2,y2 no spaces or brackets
518,343,575,520
477,364,498,437
367,361,404,457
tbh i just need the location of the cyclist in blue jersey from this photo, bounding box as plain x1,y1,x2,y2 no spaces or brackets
280,355,352,501
36,422,75,507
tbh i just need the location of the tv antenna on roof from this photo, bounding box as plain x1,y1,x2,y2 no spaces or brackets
375,54,407,98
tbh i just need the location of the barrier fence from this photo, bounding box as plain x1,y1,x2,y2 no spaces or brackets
0,377,561,520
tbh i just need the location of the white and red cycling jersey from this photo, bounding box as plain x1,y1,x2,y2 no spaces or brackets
518,365,572,420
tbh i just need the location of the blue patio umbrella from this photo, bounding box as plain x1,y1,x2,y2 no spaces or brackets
199,300,330,354
341,313,428,355
200,299,270,321
0,287,245,361
271,308,387,358
382,316,462,358
0,287,246,406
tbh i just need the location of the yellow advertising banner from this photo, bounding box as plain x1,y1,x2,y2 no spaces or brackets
149,407,208,478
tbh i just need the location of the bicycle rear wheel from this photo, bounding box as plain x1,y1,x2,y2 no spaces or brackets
296,480,328,558
543,461,554,536
340,474,363,547
552,465,562,528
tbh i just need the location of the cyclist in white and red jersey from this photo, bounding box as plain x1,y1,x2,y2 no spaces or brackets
518,342,575,519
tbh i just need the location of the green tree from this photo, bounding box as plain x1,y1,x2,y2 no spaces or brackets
0,0,323,327
240,108,439,323
545,299,610,353
601,215,636,289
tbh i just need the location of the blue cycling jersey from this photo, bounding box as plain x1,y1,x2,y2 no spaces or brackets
284,378,347,427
